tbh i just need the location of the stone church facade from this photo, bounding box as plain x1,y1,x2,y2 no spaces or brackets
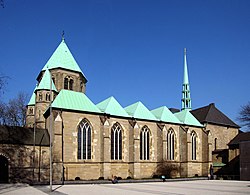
21,39,238,182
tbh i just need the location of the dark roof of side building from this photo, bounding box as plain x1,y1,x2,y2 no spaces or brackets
228,131,250,146
191,103,240,128
0,125,49,146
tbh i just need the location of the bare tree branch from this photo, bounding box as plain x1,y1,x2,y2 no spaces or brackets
238,101,250,129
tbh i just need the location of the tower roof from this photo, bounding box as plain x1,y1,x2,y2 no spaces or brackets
151,106,181,124
174,109,203,127
42,39,86,79
124,101,157,121
96,96,130,118
36,68,57,92
191,103,240,128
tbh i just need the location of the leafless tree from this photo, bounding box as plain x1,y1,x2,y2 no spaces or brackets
238,102,250,130
0,75,7,96
0,92,28,126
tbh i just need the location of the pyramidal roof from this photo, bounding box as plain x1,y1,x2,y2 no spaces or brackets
51,90,101,113
36,69,57,92
42,39,85,78
27,86,36,106
151,106,180,124
174,109,203,127
96,96,129,118
191,103,240,128
124,101,157,121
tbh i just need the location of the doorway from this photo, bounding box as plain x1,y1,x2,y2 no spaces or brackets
0,155,9,183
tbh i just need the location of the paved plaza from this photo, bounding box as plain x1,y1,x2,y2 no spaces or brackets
0,180,250,195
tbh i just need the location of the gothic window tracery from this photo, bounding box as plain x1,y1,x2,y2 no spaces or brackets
111,123,122,160
167,129,175,160
77,119,91,160
140,126,150,160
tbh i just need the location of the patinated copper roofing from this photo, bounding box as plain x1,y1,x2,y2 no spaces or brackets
174,109,203,127
191,103,240,128
151,106,180,124
96,96,129,118
42,39,85,77
51,90,101,113
124,101,157,121
36,68,57,92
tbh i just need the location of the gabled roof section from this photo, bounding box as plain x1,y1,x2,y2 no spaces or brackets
51,90,101,113
191,103,240,128
151,106,181,124
175,109,203,127
96,96,129,118
27,86,37,106
124,101,157,121
42,39,85,78
36,69,57,92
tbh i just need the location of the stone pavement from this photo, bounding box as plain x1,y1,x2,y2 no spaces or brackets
0,180,250,195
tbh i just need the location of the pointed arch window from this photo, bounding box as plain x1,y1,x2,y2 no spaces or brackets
191,131,197,160
140,126,150,160
111,123,122,160
77,119,91,160
167,129,175,160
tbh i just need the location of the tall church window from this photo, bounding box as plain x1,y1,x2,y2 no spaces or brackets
111,123,122,160
167,129,175,160
77,119,91,160
140,126,150,160
191,131,197,160
64,78,68,89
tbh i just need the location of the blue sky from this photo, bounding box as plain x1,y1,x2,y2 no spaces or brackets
0,0,250,128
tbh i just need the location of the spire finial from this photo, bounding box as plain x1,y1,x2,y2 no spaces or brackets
62,30,65,41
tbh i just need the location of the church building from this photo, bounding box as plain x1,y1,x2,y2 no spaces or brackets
2,38,240,183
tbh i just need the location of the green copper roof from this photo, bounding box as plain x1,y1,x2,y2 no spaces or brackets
96,96,130,118
51,90,101,113
124,101,157,121
27,87,36,106
36,69,57,92
151,106,180,124
42,40,85,77
174,109,203,127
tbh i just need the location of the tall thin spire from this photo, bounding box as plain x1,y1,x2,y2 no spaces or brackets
181,48,192,110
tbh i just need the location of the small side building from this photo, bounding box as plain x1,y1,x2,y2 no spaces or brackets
228,131,250,180
0,125,50,183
